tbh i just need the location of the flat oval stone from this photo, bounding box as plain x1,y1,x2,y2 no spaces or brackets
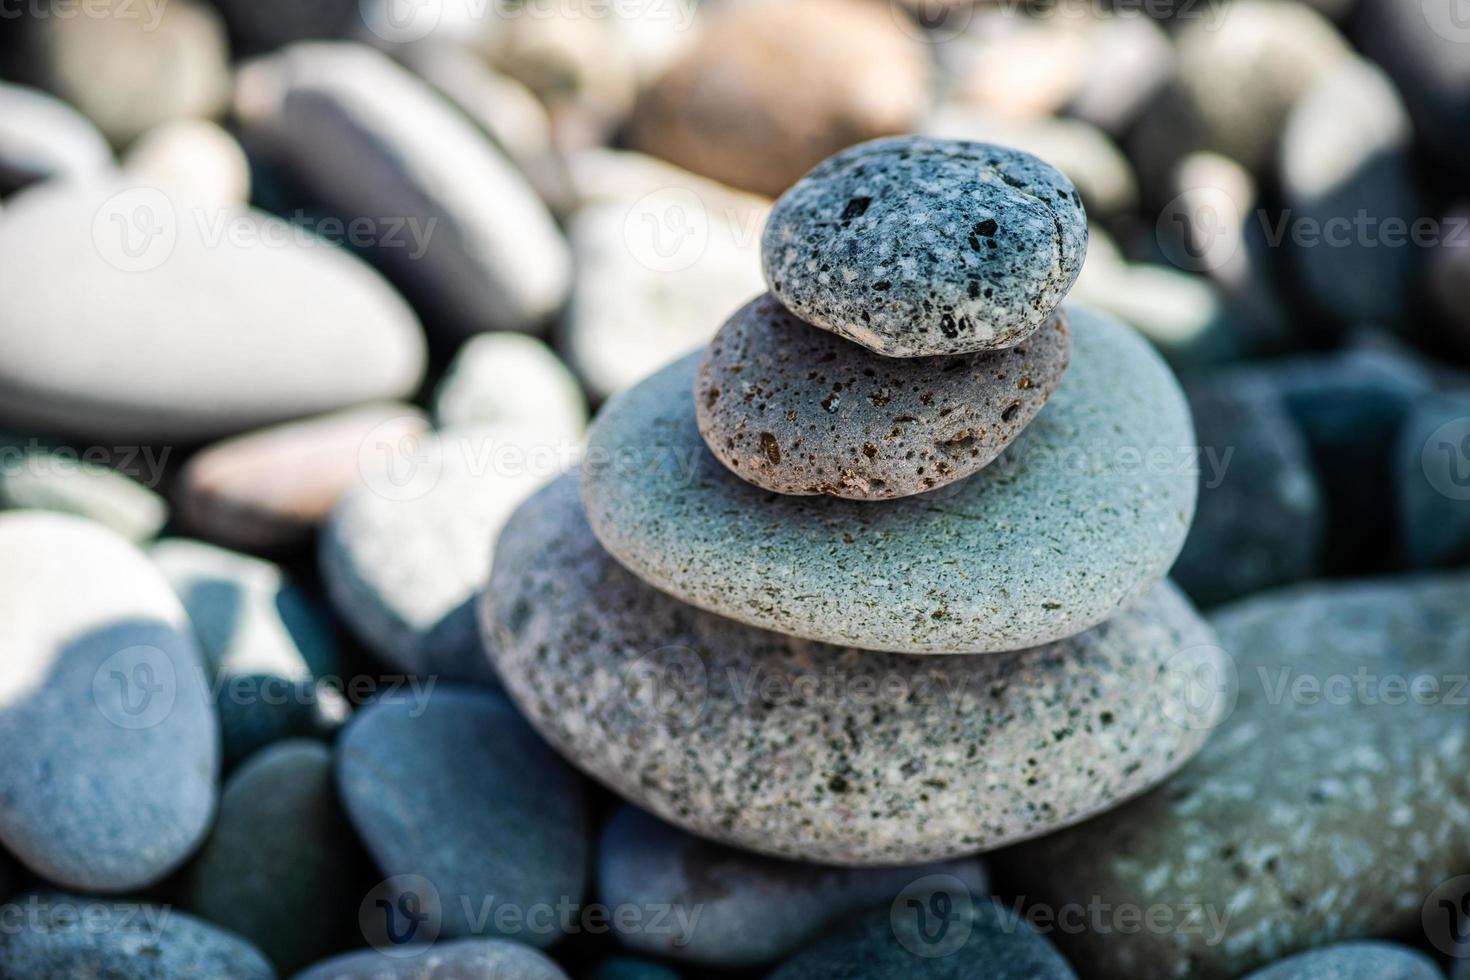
484,475,1222,865
0,892,273,980
599,805,988,967
433,334,587,441
1241,942,1442,980
0,181,427,444
0,81,112,194
999,575,1470,979
762,137,1088,357
176,740,363,975
0,512,218,891
294,939,569,980
336,686,591,947
695,295,1069,499
583,305,1195,654
0,437,168,543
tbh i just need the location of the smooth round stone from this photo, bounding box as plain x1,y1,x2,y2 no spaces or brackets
0,81,112,194
0,893,273,980
0,438,168,543
336,687,590,946
21,0,230,146
433,334,587,441
764,137,1087,358
1065,11,1172,136
294,939,569,980
122,119,251,208
599,805,989,967
1000,575,1470,979
1071,260,1238,369
0,180,426,444
1395,391,1470,569
695,296,1070,500
582,306,1195,654
1171,373,1325,608
150,539,344,764
177,740,363,975
320,423,562,683
177,404,427,554
589,960,682,980
0,512,218,891
767,902,1076,980
485,474,1221,864
236,42,570,338
1241,942,1443,980
560,196,769,402
1281,58,1420,326
628,0,930,199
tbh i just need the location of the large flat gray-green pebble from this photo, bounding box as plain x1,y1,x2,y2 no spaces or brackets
484,474,1222,865
999,574,1470,979
582,305,1196,654
1241,942,1443,980
762,136,1087,357
292,939,568,980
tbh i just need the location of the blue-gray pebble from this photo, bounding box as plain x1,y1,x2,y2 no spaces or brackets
335,686,590,947
1396,391,1470,569
590,960,683,980
292,938,568,980
0,892,274,980
581,305,1196,654
762,136,1087,357
1241,942,1443,980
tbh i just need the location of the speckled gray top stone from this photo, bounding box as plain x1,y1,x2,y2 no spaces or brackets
484,474,1222,865
762,137,1088,357
582,305,1195,654
695,296,1069,499
999,575,1470,980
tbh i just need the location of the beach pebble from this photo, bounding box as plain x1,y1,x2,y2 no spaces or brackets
0,180,426,443
0,893,274,980
485,474,1222,864
18,0,231,147
0,436,168,542
589,961,682,980
177,405,427,554
1241,942,1443,980
434,334,586,441
767,901,1076,980
628,0,931,199
336,687,590,946
150,539,344,764
177,740,363,975
122,118,251,208
0,512,218,891
1395,391,1470,569
581,306,1195,654
0,81,112,194
294,939,569,980
762,137,1088,357
1065,11,1173,137
1429,206,1470,351
695,296,1069,499
1000,574,1470,979
1071,260,1238,369
320,423,564,684
236,41,570,338
599,805,989,967
1280,59,1420,327
560,197,768,401
1171,374,1325,608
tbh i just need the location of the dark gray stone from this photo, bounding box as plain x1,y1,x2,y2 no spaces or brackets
1395,391,1470,569
589,960,683,980
762,136,1087,357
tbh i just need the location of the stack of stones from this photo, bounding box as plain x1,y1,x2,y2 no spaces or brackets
481,137,1226,870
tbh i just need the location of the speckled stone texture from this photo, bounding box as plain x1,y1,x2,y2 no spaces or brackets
695,296,1070,499
762,137,1088,357
0,892,273,980
293,939,569,980
598,804,988,967
582,306,1196,654
1240,942,1443,980
998,575,1470,980
766,901,1076,980
484,474,1222,866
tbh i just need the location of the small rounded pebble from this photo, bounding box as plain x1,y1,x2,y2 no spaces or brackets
336,687,591,946
763,137,1088,357
122,119,251,208
485,474,1222,864
293,938,569,980
1240,942,1443,980
695,295,1069,499
0,892,274,980
0,81,112,194
0,436,168,542
433,333,587,441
